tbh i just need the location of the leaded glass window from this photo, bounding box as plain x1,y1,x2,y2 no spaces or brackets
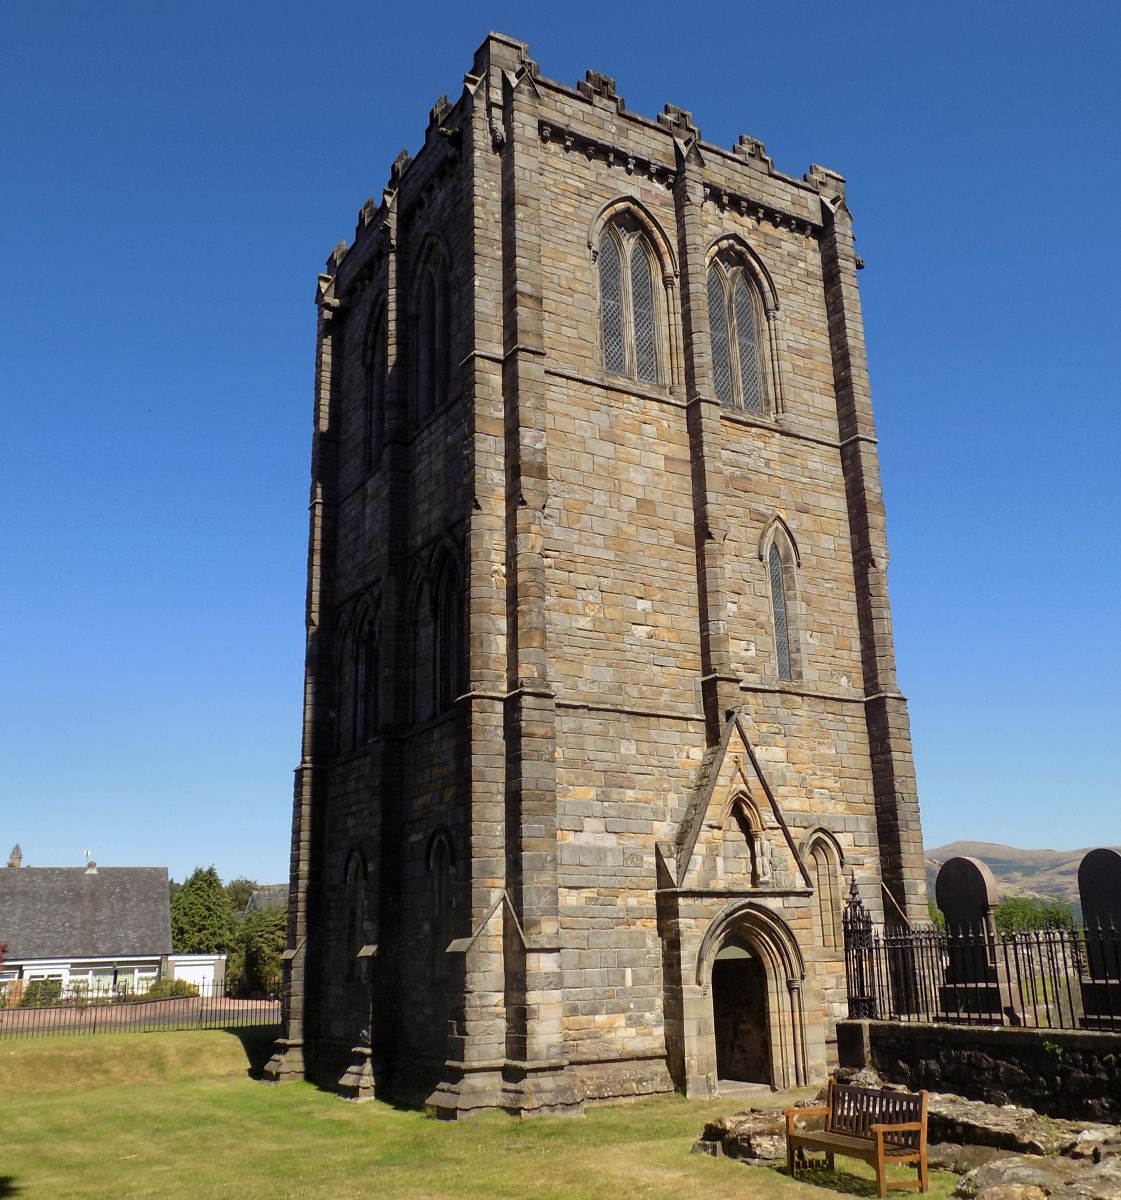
708,268,733,407
734,275,764,414
599,234,626,376
769,542,791,681
631,244,658,384
598,221,665,386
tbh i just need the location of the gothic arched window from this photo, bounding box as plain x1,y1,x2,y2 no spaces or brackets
807,835,843,950
363,305,387,465
335,624,354,755
427,832,454,985
344,851,367,978
353,606,380,746
769,542,792,682
432,554,465,714
761,518,802,684
707,259,768,414
415,248,450,421
599,221,661,386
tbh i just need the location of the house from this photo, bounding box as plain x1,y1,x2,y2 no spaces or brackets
243,884,288,916
0,847,174,1000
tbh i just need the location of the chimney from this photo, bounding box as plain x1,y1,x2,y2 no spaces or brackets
7,844,21,869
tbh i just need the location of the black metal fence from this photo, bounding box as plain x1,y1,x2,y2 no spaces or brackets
0,980,280,1040
843,887,1121,1032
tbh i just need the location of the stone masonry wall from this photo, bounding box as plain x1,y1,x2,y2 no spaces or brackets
839,1020,1121,1123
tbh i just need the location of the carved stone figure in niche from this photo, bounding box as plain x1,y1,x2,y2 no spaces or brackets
752,832,773,885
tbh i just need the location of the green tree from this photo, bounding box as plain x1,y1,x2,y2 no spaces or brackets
170,866,236,954
240,906,288,995
224,877,258,913
994,896,1074,935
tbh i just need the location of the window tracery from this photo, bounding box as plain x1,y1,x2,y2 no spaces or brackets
598,219,662,385
708,258,768,414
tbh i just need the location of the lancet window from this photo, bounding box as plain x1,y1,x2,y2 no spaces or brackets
415,248,450,420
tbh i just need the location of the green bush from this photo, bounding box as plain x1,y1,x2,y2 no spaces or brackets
240,906,287,996
123,978,199,1002
995,896,1075,935
20,978,63,1008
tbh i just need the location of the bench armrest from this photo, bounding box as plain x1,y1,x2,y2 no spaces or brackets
870,1122,924,1134
786,1105,829,1133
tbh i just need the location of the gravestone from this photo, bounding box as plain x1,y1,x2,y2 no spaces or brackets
1078,848,1121,1027
936,857,1018,1024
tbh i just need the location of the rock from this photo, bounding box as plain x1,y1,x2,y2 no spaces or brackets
929,1092,1117,1156
956,1153,1121,1200
975,1188,1047,1200
928,1143,966,1171
694,1108,789,1164
973,1187,1047,1200
928,1143,1020,1175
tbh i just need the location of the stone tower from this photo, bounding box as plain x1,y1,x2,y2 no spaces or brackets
263,33,927,1116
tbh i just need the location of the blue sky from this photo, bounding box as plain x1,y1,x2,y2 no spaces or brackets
2,2,1117,885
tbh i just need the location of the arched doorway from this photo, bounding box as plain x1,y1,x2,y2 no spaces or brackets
686,901,812,1095
711,937,770,1085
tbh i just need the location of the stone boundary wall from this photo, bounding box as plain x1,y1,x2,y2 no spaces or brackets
838,1019,1121,1123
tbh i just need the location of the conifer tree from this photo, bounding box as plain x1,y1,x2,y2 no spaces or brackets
170,866,236,954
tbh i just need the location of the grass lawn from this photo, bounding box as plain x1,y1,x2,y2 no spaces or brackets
0,1031,957,1200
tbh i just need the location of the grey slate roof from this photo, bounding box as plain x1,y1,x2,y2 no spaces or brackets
0,867,172,960
244,884,288,915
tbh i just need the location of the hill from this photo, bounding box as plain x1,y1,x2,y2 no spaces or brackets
924,840,1121,907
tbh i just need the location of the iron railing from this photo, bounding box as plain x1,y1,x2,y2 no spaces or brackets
843,882,1121,1032
0,980,279,1040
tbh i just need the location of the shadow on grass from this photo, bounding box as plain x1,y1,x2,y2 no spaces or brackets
222,1026,281,1080
775,1164,888,1197
0,1176,21,1196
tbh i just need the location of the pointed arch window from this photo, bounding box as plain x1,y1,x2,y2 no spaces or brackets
344,851,367,978
363,305,387,465
760,518,803,684
427,833,454,986
335,624,354,755
708,260,768,414
807,835,843,950
599,220,662,385
768,542,792,682
416,249,450,421
433,555,465,714
353,606,380,745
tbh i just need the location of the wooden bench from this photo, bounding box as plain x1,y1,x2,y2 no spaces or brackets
785,1081,929,1198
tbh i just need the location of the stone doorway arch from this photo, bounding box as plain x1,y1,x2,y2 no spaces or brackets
689,902,810,1095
